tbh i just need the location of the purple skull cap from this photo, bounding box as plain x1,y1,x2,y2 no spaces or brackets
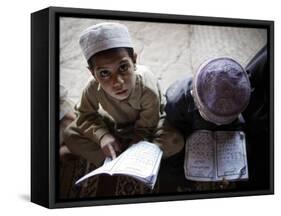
193,57,251,125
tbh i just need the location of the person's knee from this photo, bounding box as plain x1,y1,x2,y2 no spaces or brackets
63,123,79,152
61,112,76,129
62,123,101,162
60,123,79,160
162,130,185,158
59,145,78,162
63,124,72,143
153,118,185,158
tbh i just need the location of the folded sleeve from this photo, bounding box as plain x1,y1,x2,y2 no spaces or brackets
75,82,110,144
134,88,161,140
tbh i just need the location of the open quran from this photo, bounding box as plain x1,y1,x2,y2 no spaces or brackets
184,130,248,182
75,141,163,189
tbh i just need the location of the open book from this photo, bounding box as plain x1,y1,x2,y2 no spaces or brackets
184,130,248,182
75,141,163,189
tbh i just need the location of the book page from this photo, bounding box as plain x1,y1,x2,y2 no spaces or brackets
75,141,162,188
112,141,163,180
184,130,215,181
216,131,248,180
75,156,120,185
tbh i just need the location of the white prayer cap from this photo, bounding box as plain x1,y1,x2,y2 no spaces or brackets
79,22,133,61
193,57,251,125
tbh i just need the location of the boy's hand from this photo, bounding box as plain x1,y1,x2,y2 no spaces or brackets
100,134,121,159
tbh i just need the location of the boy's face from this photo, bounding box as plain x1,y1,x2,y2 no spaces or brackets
90,48,137,100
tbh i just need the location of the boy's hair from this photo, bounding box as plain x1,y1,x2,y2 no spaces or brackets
87,47,135,69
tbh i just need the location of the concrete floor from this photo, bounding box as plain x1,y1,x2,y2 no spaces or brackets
59,17,267,104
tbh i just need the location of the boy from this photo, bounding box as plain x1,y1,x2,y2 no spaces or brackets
165,57,251,136
165,57,251,190
64,23,169,167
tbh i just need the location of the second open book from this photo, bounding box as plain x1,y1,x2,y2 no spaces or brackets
184,130,248,182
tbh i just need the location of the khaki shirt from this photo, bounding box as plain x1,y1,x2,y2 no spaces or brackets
75,65,165,145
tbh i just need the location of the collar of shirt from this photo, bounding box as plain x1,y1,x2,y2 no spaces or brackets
126,74,142,106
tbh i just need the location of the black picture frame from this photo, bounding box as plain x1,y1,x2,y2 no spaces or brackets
31,6,274,208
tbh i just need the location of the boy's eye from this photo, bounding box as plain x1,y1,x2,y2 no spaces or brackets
119,63,129,72
99,70,111,78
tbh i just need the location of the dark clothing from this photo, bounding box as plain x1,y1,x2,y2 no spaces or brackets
242,46,270,190
243,46,268,124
